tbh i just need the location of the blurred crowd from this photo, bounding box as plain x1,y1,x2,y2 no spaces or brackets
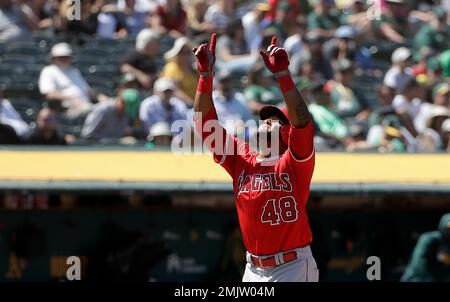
0,0,449,152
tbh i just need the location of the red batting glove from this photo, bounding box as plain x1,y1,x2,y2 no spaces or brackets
260,36,294,93
192,33,216,78
259,36,290,77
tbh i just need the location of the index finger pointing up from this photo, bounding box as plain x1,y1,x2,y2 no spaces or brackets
209,33,217,55
271,36,277,46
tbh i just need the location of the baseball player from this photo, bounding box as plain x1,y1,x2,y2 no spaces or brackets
193,33,318,282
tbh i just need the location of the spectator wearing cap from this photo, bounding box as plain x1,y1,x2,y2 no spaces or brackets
212,70,253,137
307,0,341,39
417,106,450,151
151,0,187,37
216,18,258,74
81,88,141,140
323,25,374,70
373,0,408,44
384,47,413,93
120,28,161,90
306,82,351,147
147,122,173,146
328,59,369,120
244,64,283,115
441,118,450,151
0,96,29,138
161,37,198,105
24,108,68,145
39,43,106,118
139,78,187,136
0,0,37,42
392,76,423,137
356,115,411,153
242,1,272,52
413,7,450,59
415,83,450,134
378,124,408,153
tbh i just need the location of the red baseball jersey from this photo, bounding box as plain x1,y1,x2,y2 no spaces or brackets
196,109,315,256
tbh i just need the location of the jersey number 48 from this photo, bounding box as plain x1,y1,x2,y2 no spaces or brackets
261,196,299,225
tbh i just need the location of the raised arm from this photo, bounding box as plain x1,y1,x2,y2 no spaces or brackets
192,34,242,174
193,33,217,116
260,36,311,128
260,36,314,160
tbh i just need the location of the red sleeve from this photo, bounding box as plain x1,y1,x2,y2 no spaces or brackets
194,108,248,177
288,121,314,160
280,121,315,184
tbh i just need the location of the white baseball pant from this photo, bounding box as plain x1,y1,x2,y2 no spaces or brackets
242,246,319,282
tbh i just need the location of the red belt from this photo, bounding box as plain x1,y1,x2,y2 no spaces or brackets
249,251,298,268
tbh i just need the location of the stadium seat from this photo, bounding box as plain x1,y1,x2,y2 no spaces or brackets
87,77,116,96
79,47,111,58
0,76,13,89
1,54,37,65
2,84,41,98
89,37,120,47
5,44,45,57
0,63,14,76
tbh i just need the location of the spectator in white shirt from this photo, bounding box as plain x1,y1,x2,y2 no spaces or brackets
139,78,187,136
392,77,422,137
415,82,450,134
39,43,106,118
242,2,270,52
0,97,29,137
97,0,148,38
384,47,413,93
212,70,253,137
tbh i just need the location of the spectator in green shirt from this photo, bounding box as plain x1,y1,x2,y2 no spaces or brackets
329,59,369,120
243,64,283,115
307,82,351,143
439,49,450,79
413,7,450,61
401,213,450,282
307,0,341,39
373,0,408,44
